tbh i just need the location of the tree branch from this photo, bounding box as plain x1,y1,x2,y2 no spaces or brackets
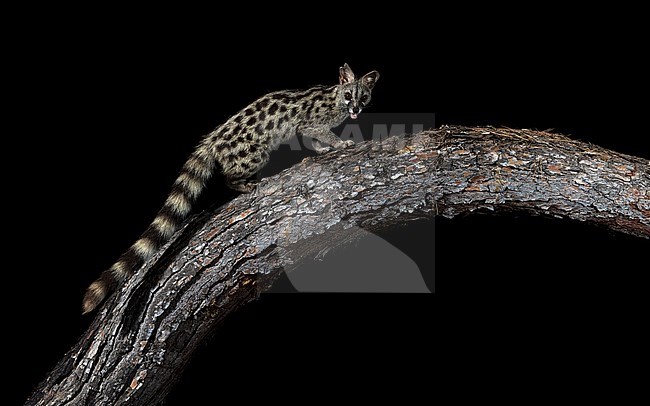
27,126,649,405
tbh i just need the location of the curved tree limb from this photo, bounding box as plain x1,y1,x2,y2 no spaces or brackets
27,126,649,405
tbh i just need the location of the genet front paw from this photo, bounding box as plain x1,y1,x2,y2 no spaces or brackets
336,140,355,149
314,144,334,154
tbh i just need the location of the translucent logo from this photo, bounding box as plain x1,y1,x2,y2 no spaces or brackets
259,113,436,293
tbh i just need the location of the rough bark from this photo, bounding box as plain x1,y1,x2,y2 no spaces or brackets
27,126,649,405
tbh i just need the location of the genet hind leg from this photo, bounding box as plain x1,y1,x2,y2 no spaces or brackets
224,146,269,193
225,162,260,193
226,177,259,193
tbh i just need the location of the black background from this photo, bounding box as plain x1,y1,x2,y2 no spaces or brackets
9,11,649,404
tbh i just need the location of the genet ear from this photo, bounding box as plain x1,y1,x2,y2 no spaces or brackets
339,63,356,84
361,71,380,90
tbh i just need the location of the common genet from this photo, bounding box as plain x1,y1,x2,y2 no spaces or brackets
83,63,380,313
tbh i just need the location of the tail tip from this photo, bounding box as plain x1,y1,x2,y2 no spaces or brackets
82,281,107,315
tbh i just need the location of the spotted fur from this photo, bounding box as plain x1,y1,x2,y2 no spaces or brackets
82,63,379,313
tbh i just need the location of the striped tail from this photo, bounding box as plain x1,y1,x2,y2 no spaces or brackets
82,150,214,314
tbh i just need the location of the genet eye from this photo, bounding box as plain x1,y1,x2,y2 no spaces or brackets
344,92,352,100
360,95,368,104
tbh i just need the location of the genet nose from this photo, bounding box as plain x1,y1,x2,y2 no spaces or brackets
352,107,359,114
